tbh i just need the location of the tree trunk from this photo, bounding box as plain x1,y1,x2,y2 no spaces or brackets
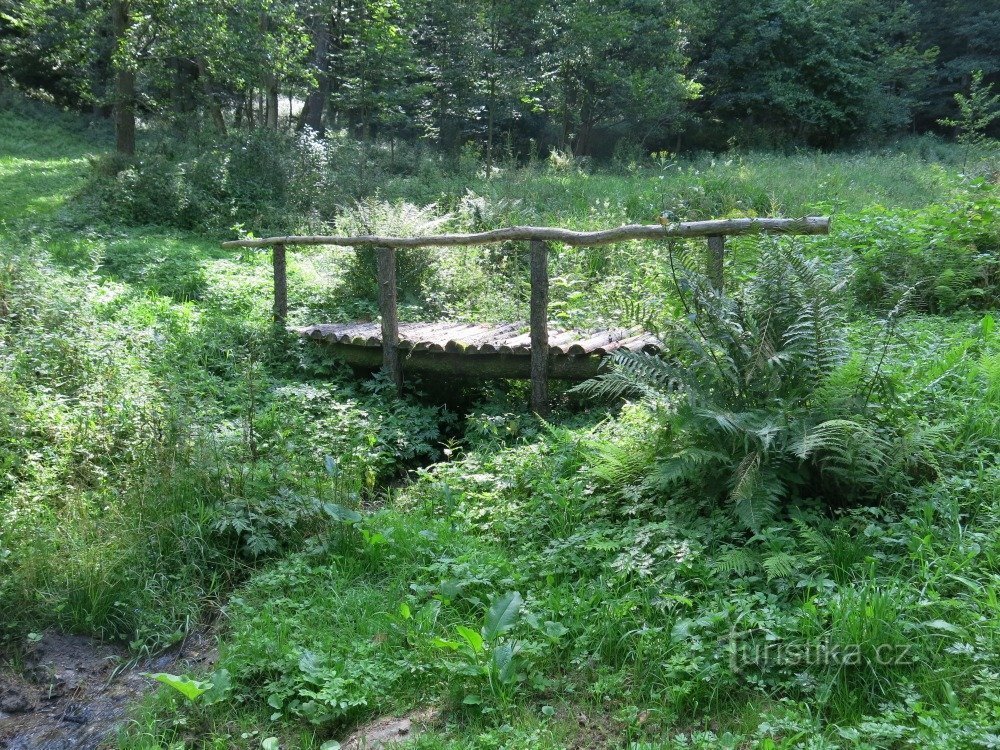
112,0,135,156
272,244,288,324
303,13,331,135
486,77,495,178
296,100,310,131
560,71,573,151
376,247,403,394
259,12,279,129
574,83,594,157
234,93,246,127
172,59,198,116
247,93,256,128
327,0,345,130
529,239,550,415
196,58,227,135
266,79,279,128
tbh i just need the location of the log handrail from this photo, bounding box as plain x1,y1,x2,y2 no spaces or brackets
237,215,832,415
221,216,830,249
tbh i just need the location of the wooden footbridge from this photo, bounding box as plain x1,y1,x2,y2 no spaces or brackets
222,215,830,413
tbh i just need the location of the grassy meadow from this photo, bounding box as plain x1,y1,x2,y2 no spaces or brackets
2,95,1000,749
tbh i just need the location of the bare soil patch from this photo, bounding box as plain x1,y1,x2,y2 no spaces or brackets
0,631,214,750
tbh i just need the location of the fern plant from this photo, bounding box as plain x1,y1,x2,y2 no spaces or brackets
578,239,900,529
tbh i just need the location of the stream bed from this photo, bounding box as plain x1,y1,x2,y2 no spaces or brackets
0,631,214,750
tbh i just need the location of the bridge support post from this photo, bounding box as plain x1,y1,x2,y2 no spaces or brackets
376,246,403,394
272,242,288,324
529,239,549,415
706,235,725,292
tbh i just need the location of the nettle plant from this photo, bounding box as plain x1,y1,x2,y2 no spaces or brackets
580,240,914,529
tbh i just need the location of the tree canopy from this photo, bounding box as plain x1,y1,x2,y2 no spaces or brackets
1,0,996,154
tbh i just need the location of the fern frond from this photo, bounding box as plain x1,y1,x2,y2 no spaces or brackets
574,350,693,404
585,436,656,489
716,547,758,575
730,454,782,531
789,419,868,460
731,451,761,503
762,551,798,580
645,447,726,490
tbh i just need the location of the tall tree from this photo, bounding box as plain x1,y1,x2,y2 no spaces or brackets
301,6,332,134
692,0,934,147
911,0,1000,133
539,0,699,156
111,0,135,155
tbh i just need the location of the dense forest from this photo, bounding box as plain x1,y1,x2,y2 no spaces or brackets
2,0,999,156
2,2,1000,750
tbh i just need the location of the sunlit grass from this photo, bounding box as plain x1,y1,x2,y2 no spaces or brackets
2,96,999,750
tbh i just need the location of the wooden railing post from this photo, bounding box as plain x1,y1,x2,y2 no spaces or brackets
529,238,549,415
706,235,725,292
272,242,288,324
376,245,403,394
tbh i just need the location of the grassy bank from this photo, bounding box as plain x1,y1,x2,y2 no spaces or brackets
2,98,1000,748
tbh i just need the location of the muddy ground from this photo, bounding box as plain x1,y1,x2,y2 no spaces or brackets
0,631,214,750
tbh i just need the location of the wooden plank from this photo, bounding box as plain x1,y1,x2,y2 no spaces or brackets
530,239,549,415
222,217,831,250
566,327,642,355
272,243,287,324
314,343,608,380
497,331,532,354
398,322,454,348
328,322,375,343
617,332,662,353
475,323,527,353
347,323,381,342
458,322,523,351
414,323,481,351
445,325,496,352
496,327,578,355
376,247,402,393
547,330,582,354
600,332,662,355
305,323,358,342
323,322,377,345
438,324,489,351
349,328,376,346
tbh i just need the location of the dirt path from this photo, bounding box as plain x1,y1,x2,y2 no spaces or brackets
0,631,214,750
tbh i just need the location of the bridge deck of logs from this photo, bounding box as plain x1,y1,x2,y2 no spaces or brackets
222,215,831,414
296,321,662,380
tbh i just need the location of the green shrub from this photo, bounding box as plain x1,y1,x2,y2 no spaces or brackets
87,128,338,234
840,181,1000,312
337,198,453,309
578,241,916,529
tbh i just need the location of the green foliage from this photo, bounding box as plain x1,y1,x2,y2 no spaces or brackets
148,672,216,702
6,0,995,155
841,182,1000,312
695,0,936,147
432,590,529,709
578,241,911,528
87,128,337,234
938,70,1000,147
336,198,453,308
8,103,1000,750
